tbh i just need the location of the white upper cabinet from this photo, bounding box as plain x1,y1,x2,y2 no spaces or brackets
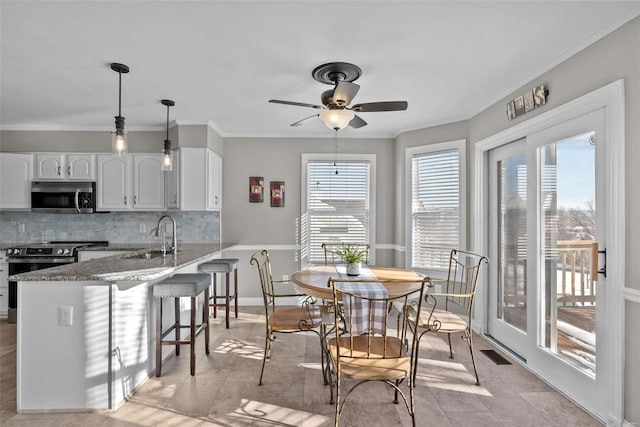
0,153,33,209
35,153,95,180
97,155,130,210
165,149,180,209
97,154,164,211
132,155,165,210
207,150,222,210
166,148,222,211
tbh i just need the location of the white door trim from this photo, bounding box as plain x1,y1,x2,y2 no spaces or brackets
473,79,625,425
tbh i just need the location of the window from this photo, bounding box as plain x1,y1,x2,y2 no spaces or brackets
301,154,376,266
406,140,465,273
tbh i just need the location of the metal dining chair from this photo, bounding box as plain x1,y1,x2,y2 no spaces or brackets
405,248,489,385
249,249,323,385
326,275,430,427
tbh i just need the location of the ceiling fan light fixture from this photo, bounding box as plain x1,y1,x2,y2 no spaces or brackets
110,63,130,156
319,109,354,130
160,99,175,172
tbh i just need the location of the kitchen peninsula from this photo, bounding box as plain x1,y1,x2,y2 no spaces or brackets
9,243,235,412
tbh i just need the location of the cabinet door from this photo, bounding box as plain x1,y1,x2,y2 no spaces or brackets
132,154,165,210
178,148,207,211
35,154,64,180
206,150,222,210
67,154,95,180
165,149,180,209
0,252,8,318
97,155,130,210
0,153,33,209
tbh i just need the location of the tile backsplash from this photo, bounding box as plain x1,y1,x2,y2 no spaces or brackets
0,211,220,244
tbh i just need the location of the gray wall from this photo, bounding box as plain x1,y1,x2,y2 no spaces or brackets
222,136,396,301
466,16,640,424
0,130,164,153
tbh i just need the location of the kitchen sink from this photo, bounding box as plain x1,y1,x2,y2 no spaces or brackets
121,250,169,260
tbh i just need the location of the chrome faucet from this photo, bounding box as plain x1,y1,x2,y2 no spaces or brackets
155,214,177,254
149,227,167,255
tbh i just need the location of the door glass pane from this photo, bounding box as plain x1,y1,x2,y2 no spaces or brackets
497,154,528,332
539,132,596,376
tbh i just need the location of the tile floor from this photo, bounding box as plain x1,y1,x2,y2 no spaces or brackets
0,307,602,426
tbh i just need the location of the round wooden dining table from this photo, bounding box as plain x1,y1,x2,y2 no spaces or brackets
291,265,426,300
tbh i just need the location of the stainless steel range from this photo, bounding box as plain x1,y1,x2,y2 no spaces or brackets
6,240,108,323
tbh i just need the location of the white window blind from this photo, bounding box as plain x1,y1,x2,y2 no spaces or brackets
411,149,460,270
303,160,371,265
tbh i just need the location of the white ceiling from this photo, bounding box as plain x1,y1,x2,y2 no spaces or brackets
1,1,639,139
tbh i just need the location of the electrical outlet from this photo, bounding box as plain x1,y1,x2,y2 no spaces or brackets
282,274,289,281
59,305,73,327
139,223,147,234
17,223,25,233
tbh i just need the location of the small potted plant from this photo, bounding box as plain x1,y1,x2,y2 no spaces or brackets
336,243,367,276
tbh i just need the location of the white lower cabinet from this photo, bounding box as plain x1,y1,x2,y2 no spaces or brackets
0,153,33,209
166,148,221,211
97,154,165,211
0,251,8,318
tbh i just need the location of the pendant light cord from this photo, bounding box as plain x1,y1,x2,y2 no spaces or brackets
166,104,170,140
118,71,122,117
333,128,339,175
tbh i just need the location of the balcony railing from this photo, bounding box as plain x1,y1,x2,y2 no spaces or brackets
556,240,597,306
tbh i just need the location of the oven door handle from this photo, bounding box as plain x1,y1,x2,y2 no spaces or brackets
8,258,75,264
74,189,81,213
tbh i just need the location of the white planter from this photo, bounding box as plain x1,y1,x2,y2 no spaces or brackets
346,262,361,276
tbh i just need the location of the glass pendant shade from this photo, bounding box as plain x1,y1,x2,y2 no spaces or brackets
161,141,173,171
111,127,127,156
319,109,355,130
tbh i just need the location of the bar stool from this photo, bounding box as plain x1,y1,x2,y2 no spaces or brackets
198,258,239,329
154,273,210,376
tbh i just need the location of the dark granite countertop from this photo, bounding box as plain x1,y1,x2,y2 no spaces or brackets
9,243,237,282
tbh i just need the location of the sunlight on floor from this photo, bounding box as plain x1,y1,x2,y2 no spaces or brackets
213,338,264,360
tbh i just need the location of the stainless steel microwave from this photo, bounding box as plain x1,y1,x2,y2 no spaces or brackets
31,181,96,213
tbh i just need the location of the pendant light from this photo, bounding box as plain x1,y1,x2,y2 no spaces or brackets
110,63,130,156
160,99,175,171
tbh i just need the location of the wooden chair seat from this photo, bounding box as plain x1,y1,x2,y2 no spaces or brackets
269,306,322,331
328,336,410,380
409,307,468,332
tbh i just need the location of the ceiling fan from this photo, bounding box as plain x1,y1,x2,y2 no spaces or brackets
269,62,408,130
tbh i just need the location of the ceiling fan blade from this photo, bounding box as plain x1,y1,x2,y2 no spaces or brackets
351,101,408,112
269,99,325,109
349,115,367,129
290,114,319,127
332,82,360,106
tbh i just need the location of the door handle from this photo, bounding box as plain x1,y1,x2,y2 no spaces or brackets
67,166,71,176
57,166,61,176
134,195,137,205
598,249,606,278
124,196,127,206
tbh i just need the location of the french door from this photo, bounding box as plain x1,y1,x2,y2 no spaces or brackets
488,108,608,416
